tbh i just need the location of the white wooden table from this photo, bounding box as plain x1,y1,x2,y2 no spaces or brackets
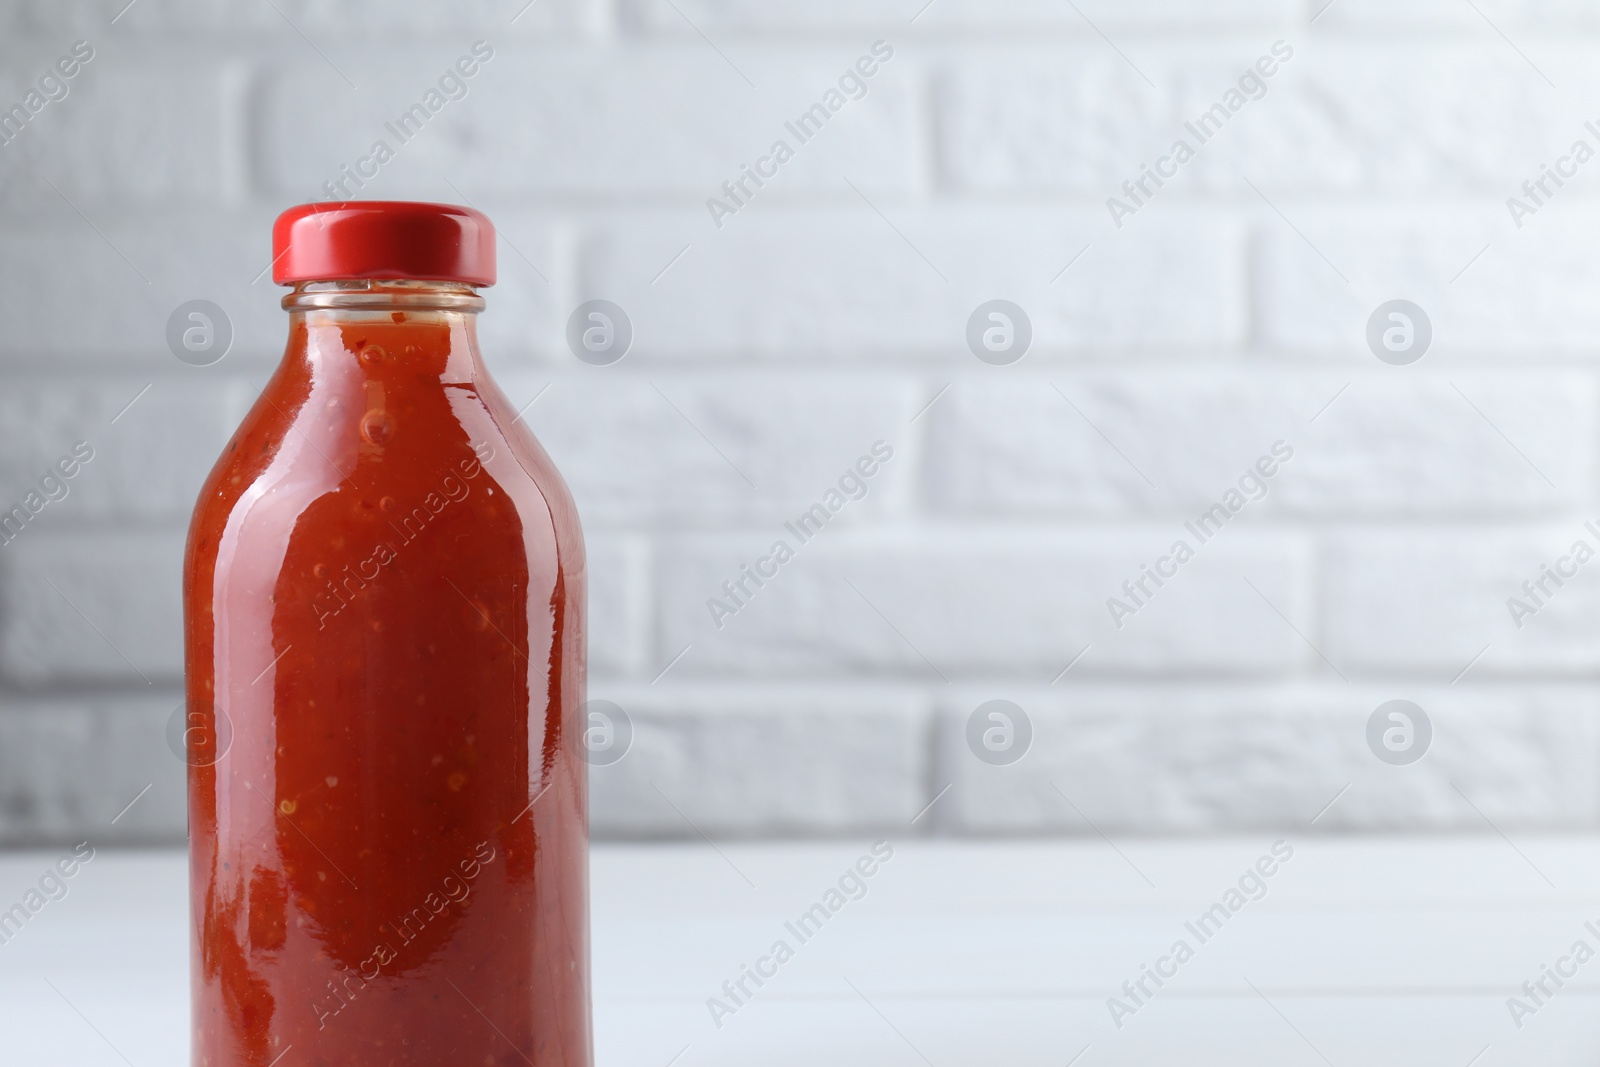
2,837,1597,1065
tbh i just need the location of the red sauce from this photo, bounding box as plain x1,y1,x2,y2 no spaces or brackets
184,285,590,1065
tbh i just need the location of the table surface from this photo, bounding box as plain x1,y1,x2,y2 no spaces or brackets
2,836,1598,1066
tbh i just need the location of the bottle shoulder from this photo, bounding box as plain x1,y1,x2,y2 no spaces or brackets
186,358,582,587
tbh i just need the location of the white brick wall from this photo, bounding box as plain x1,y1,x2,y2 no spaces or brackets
3,1,1599,844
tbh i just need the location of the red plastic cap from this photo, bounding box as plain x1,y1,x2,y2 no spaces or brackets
272,201,496,287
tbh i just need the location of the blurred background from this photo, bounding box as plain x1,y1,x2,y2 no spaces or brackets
1,0,1598,849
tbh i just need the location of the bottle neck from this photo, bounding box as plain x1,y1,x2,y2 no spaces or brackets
282,278,485,313
282,279,484,381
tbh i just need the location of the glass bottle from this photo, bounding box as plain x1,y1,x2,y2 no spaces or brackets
183,202,590,1066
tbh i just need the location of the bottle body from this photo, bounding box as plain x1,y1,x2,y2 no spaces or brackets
184,282,590,1065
